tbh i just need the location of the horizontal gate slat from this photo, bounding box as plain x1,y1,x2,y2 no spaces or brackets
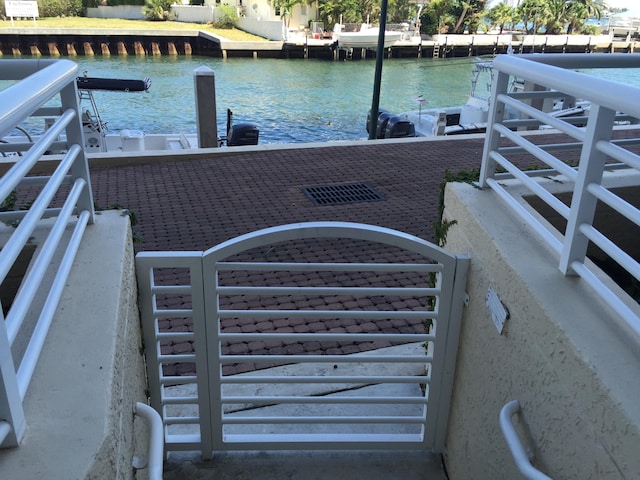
217,286,438,296
221,396,429,405
218,333,433,342
220,375,429,384
217,309,436,319
219,354,431,364
215,261,442,273
221,415,426,425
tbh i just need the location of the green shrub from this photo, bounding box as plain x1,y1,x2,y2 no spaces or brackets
212,4,237,28
38,0,84,17
581,24,600,35
143,0,171,20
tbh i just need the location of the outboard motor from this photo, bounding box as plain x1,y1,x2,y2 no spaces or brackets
228,123,260,146
366,108,388,134
375,111,394,139
226,108,259,146
384,116,415,138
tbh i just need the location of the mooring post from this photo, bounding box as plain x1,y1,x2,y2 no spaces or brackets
194,66,218,148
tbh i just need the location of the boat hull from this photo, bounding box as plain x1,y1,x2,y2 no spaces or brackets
336,30,402,49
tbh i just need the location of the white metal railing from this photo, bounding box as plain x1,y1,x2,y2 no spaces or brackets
500,400,552,480
0,59,95,448
479,53,640,341
136,222,469,459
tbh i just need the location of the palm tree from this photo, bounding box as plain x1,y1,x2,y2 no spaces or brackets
449,0,487,34
485,1,516,33
419,0,452,35
566,0,602,33
545,0,570,34
318,0,360,28
517,0,551,34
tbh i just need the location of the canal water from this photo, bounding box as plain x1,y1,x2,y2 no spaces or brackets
4,55,640,144
65,55,486,144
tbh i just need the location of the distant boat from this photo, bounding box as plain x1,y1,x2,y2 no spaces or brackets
333,23,402,49
371,61,592,139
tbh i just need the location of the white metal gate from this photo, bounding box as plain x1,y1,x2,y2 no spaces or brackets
136,222,469,459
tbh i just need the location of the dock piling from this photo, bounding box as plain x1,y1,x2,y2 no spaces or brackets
83,42,94,56
134,41,145,56
48,43,60,56
117,41,128,56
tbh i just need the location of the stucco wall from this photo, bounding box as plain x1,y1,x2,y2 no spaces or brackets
172,5,215,23
87,5,144,19
442,181,640,479
237,17,283,40
0,212,149,479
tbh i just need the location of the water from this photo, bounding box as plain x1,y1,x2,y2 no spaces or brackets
4,55,640,144
69,56,481,144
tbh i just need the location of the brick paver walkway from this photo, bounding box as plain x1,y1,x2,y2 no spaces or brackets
86,132,637,375
87,138,489,375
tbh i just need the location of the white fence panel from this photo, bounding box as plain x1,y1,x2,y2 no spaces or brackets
137,222,469,459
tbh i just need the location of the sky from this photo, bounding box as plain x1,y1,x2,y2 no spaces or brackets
487,0,636,9
605,0,636,9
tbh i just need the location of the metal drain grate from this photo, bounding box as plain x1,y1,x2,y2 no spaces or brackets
301,183,385,206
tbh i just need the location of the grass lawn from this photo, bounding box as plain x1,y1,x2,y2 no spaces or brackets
0,17,268,41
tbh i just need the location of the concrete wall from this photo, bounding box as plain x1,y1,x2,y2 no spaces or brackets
87,5,144,19
442,181,640,479
237,17,283,40
0,211,150,479
172,5,215,23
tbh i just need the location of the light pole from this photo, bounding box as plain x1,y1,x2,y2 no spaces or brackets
368,0,390,140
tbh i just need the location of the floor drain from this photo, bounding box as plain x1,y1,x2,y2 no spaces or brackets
301,183,385,206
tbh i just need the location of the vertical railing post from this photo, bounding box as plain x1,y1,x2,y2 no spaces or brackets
59,80,95,225
479,69,510,188
201,253,221,458
0,309,26,448
428,255,470,452
559,104,616,275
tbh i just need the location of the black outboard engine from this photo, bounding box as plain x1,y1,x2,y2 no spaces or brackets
366,108,388,134
228,123,259,146
226,108,259,146
384,116,415,138
375,111,394,139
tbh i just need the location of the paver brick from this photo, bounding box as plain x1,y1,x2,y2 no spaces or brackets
88,136,528,376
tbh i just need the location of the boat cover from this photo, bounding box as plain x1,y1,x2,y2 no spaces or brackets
76,77,151,92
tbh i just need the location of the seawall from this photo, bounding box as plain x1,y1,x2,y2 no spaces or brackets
1,28,640,59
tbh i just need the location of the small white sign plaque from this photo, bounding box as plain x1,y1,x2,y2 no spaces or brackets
5,0,39,18
486,287,509,334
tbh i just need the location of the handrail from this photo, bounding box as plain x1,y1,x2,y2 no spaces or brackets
135,402,164,480
0,59,79,137
493,54,640,119
0,59,95,448
500,400,552,480
480,53,640,342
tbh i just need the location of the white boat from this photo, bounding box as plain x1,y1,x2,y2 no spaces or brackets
397,61,495,138
375,61,591,139
1,75,259,155
333,23,402,49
